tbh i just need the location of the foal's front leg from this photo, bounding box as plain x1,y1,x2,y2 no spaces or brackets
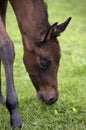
0,15,22,128
0,41,22,128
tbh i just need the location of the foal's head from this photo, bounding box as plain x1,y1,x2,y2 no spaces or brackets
23,17,71,105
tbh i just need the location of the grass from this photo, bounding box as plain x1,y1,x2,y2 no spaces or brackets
0,0,86,129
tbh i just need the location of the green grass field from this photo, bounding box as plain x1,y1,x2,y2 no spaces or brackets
0,0,86,130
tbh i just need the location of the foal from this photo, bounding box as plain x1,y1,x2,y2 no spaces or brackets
0,0,71,128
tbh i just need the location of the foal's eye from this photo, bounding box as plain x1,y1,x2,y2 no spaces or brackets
39,58,51,71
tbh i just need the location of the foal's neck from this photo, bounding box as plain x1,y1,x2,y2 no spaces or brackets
10,0,50,41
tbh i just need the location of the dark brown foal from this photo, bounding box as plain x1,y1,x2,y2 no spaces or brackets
0,0,71,128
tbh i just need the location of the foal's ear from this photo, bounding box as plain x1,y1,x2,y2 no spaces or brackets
52,17,72,37
44,22,58,41
44,17,71,41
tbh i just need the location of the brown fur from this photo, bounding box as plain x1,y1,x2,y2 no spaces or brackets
0,0,71,128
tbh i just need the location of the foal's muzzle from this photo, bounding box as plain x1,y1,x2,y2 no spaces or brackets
37,88,59,105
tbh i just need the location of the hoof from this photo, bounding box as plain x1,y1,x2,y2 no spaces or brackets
0,94,5,105
11,110,22,129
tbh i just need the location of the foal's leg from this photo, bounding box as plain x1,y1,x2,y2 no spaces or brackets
0,1,22,128
0,16,22,128
2,44,22,128
0,0,8,106
0,59,4,104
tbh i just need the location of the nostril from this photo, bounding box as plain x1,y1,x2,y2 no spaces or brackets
48,97,56,105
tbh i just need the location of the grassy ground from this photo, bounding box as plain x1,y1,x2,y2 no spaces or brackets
0,0,86,129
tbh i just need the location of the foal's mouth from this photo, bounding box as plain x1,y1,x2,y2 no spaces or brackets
37,91,58,105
